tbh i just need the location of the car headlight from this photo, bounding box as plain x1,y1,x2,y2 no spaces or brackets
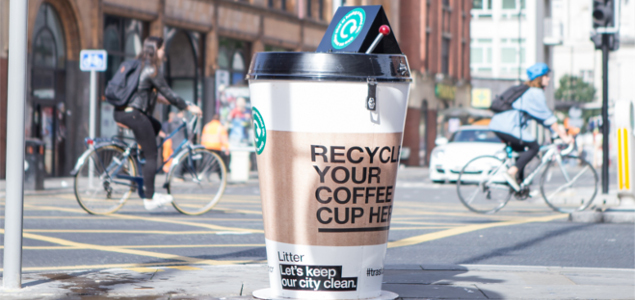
432,149,445,161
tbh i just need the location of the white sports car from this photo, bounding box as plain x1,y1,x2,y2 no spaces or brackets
429,126,506,183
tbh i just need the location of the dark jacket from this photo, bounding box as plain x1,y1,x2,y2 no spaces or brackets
128,60,189,114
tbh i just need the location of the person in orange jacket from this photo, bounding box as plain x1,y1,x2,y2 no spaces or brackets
201,114,231,172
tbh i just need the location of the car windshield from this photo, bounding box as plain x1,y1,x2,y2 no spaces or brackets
450,130,501,143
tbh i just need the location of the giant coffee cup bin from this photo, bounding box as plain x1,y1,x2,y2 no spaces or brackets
248,51,411,300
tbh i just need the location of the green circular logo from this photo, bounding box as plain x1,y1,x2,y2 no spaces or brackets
331,8,366,50
252,107,267,155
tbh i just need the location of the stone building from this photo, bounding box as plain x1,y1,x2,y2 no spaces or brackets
0,0,334,178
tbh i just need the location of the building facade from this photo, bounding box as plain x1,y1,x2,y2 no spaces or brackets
398,0,472,166
0,0,334,179
470,0,557,106
552,0,635,107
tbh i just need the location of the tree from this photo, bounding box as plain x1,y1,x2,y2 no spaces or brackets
555,75,596,102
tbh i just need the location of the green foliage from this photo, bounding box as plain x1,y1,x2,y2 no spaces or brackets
555,75,596,102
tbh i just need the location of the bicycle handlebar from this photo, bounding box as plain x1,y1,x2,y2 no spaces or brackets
552,138,575,156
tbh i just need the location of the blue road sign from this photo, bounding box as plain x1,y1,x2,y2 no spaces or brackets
80,49,107,72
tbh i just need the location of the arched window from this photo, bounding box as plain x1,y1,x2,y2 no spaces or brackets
32,3,65,70
32,3,66,100
30,3,67,177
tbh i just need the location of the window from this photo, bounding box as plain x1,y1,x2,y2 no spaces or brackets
473,0,492,9
451,130,501,143
470,38,492,75
32,4,65,70
318,0,324,20
472,0,492,18
501,48,516,63
441,37,450,75
307,0,312,17
281,0,286,10
502,0,516,9
471,48,483,64
268,0,274,8
103,15,145,81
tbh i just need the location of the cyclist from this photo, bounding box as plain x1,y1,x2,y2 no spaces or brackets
113,36,202,210
489,63,572,191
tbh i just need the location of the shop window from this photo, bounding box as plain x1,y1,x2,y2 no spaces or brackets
124,33,142,58
164,28,202,116
232,52,245,84
31,3,67,176
103,15,145,81
218,48,230,69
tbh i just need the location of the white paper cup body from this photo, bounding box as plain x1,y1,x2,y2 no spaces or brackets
249,78,410,299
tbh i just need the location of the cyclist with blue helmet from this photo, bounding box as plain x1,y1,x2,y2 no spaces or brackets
489,63,572,191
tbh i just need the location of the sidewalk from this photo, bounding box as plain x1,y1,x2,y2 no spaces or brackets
0,263,632,299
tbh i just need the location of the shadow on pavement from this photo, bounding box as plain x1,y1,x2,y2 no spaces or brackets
382,264,504,299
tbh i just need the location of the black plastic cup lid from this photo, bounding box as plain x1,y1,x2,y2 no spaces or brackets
246,52,412,82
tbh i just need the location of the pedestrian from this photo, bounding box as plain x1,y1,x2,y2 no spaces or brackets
201,114,231,173
112,36,202,210
489,63,572,191
227,97,251,145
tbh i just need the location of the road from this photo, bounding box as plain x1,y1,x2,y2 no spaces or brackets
0,168,632,275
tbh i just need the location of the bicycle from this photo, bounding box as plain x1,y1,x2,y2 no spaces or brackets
456,139,598,214
71,115,227,215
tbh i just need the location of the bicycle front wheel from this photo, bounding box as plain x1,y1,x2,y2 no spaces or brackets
540,155,598,213
457,155,513,214
167,148,227,215
74,145,137,215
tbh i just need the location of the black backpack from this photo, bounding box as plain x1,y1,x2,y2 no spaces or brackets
104,59,142,107
490,84,530,113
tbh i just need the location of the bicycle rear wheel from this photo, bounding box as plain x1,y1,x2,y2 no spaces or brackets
457,155,513,214
540,155,598,213
167,148,227,215
74,145,137,215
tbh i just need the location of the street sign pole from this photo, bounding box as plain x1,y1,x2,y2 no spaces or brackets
88,70,97,187
89,70,97,140
79,49,107,188
3,0,29,290
602,33,610,194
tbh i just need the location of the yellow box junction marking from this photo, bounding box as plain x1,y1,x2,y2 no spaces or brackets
388,214,567,248
167,266,203,271
23,204,263,234
0,228,252,266
125,267,164,273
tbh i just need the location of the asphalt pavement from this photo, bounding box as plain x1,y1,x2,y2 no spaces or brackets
0,167,633,299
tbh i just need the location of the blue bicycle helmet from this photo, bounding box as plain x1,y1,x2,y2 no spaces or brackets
527,63,550,81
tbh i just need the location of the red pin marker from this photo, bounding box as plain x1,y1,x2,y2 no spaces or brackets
366,25,391,54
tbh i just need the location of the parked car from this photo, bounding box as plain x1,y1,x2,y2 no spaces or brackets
429,126,505,183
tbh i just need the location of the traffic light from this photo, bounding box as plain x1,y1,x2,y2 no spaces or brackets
591,0,619,51
592,0,614,29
